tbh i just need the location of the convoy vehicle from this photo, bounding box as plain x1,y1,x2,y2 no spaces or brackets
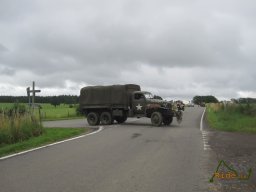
175,100,185,111
79,84,182,126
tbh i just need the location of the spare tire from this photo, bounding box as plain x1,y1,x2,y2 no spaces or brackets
115,115,127,124
163,116,173,126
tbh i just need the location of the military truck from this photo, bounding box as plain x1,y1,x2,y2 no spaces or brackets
79,84,182,126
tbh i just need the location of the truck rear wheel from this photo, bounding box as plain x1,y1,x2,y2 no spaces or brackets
151,112,163,126
115,115,127,124
163,116,173,126
87,112,100,126
100,112,113,125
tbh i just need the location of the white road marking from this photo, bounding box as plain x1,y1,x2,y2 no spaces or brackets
200,108,206,131
0,126,104,161
200,108,211,150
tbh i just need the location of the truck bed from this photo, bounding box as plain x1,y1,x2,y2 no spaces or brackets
79,84,140,109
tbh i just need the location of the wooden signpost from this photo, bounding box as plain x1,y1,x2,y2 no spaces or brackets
27,81,41,112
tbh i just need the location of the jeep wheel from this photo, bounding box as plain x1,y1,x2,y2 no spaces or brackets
176,111,183,124
100,112,113,125
163,116,173,126
87,112,100,126
115,115,127,124
151,112,163,126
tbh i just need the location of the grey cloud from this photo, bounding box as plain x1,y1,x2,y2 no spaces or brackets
0,44,8,52
0,66,15,75
0,0,255,99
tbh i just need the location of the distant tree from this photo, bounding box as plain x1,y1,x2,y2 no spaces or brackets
50,96,61,107
0,95,79,104
193,95,218,105
238,98,256,104
193,96,202,105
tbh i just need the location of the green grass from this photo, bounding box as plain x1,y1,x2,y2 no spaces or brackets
0,103,14,109
0,103,83,120
39,104,81,120
0,128,88,157
207,104,256,133
0,115,43,144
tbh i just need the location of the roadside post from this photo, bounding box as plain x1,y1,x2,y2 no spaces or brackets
26,81,41,114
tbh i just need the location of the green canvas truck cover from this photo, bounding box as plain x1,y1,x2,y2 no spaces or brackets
80,84,140,108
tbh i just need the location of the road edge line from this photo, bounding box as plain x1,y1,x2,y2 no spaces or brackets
0,126,104,161
200,108,206,131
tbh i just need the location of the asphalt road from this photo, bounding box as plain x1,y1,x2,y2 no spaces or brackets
0,107,210,192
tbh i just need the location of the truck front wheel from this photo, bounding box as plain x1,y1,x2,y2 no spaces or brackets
151,112,163,127
87,112,100,126
100,112,113,125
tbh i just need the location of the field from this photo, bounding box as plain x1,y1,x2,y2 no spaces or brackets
0,103,82,120
207,103,256,133
39,103,82,120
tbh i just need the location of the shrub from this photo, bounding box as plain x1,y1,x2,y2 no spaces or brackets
0,115,43,145
209,103,256,117
76,105,83,116
0,103,43,145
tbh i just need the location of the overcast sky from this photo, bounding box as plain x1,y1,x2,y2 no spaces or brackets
0,0,255,101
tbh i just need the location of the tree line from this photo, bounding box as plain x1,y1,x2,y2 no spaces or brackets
192,95,219,105
0,95,79,106
235,98,256,104
193,95,256,105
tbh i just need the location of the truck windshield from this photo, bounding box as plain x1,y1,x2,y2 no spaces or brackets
144,92,154,99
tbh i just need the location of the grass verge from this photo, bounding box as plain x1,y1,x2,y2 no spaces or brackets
42,116,84,121
0,127,88,158
0,103,83,121
207,104,256,133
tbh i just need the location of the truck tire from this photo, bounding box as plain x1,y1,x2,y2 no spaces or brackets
115,115,127,124
163,116,173,126
100,112,113,125
87,112,100,126
151,112,163,126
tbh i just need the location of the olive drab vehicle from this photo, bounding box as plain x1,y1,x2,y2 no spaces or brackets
79,84,183,126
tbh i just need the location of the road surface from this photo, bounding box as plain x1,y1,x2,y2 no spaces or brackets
0,107,210,192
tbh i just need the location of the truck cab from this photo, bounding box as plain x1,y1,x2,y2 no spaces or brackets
131,91,147,116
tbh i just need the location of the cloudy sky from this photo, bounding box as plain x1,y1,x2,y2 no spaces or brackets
0,0,255,100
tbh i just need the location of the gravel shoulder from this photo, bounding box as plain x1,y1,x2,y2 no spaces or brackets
203,112,256,192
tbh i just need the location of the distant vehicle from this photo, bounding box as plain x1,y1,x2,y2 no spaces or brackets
186,103,195,107
175,100,185,111
79,84,183,126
